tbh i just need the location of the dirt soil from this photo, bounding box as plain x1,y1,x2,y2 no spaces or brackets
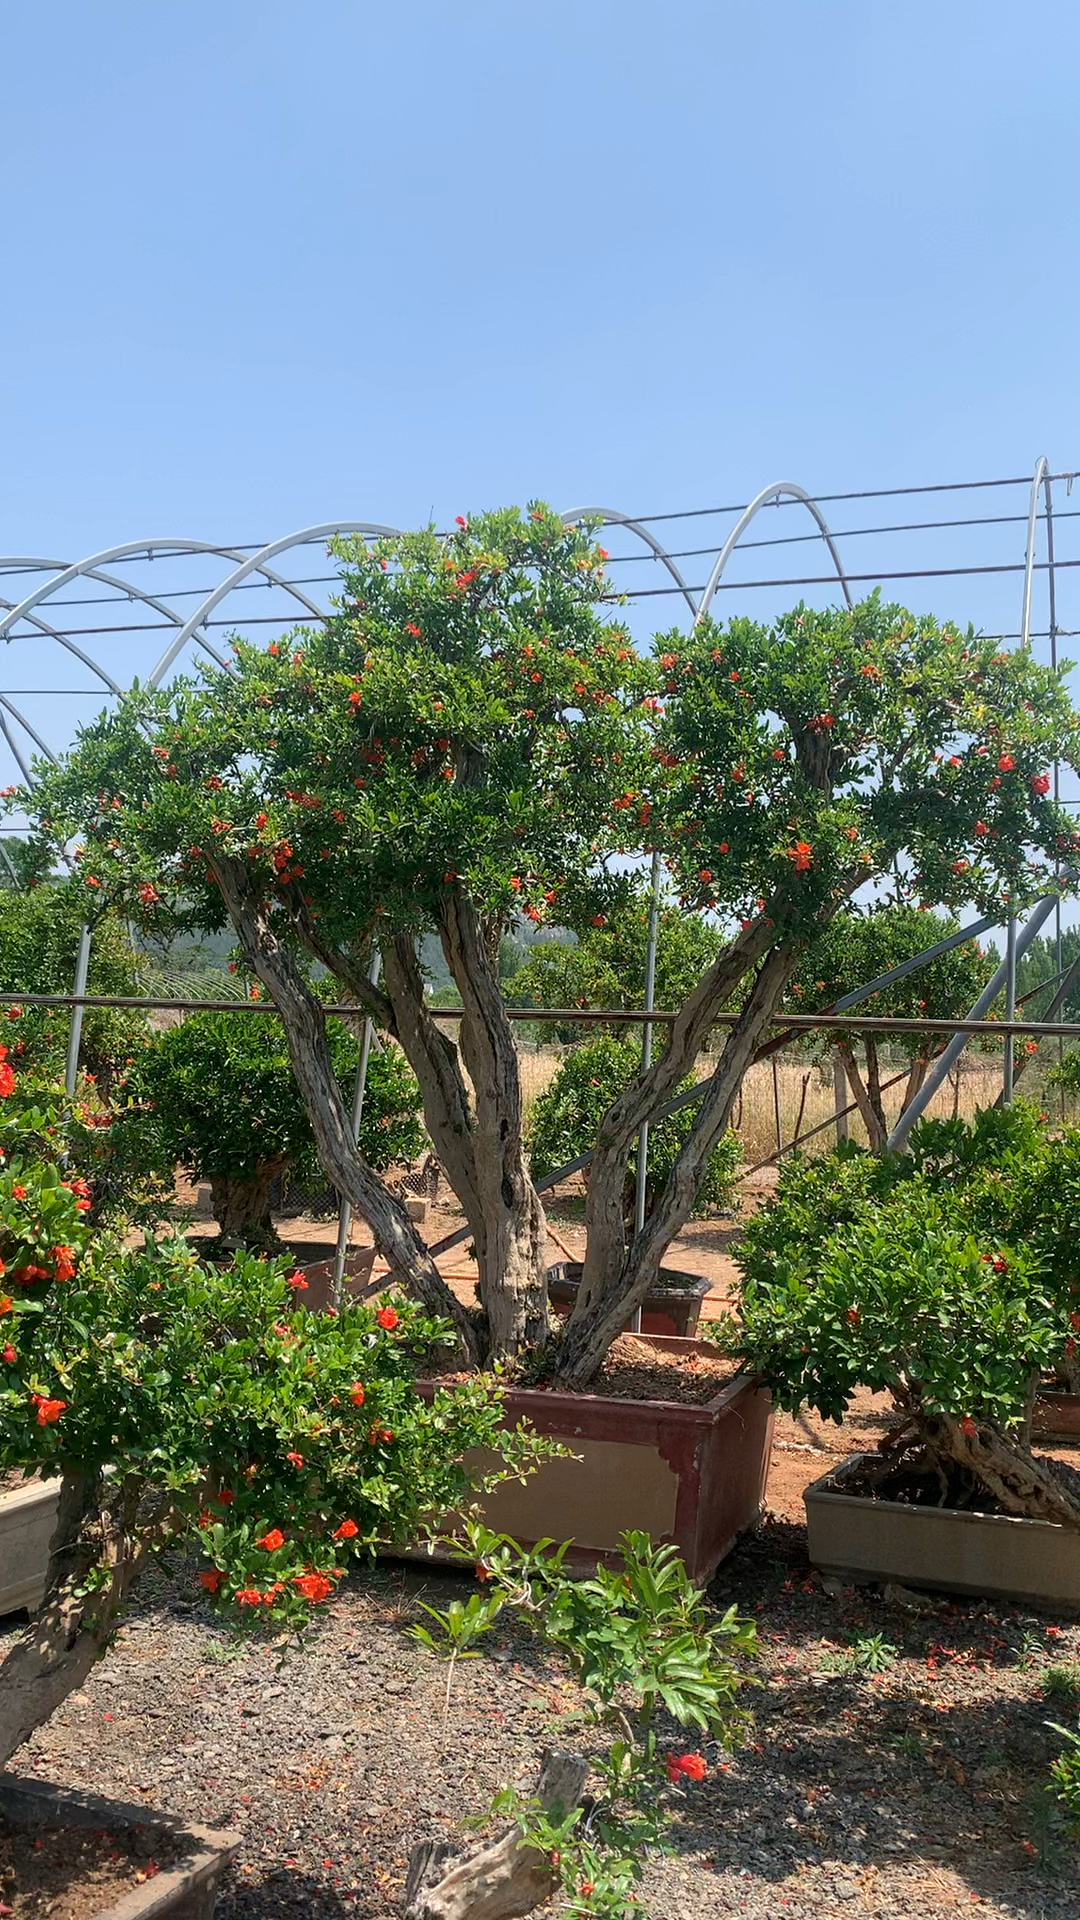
7,1512,1080,1920
0,1817,182,1920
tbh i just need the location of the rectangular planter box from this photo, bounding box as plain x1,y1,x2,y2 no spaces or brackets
421,1337,772,1583
805,1452,1080,1613
0,1475,60,1615
0,1776,239,1920
1034,1391,1080,1439
546,1262,712,1340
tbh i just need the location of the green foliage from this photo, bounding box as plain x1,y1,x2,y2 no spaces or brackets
528,1034,740,1217
0,881,145,1088
416,1526,755,1918
789,904,993,1052
131,1007,424,1187
507,895,722,1042
735,1105,1077,1435
820,1632,898,1675
1047,1720,1080,1836
0,1068,549,1635
1043,1665,1080,1701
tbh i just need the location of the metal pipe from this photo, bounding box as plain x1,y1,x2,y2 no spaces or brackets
885,894,1058,1151
331,951,382,1309
63,923,92,1098
1004,913,1017,1103
630,852,661,1332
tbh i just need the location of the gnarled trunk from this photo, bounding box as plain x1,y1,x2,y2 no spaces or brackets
208,1159,288,1252
835,1036,886,1150
555,937,802,1385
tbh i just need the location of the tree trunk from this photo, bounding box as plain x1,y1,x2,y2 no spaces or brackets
404,1748,589,1920
835,1037,884,1150
208,1159,288,1252
923,1411,1080,1530
0,1474,150,1771
864,1035,887,1147
556,940,802,1384
902,1052,930,1112
208,857,480,1363
440,893,548,1360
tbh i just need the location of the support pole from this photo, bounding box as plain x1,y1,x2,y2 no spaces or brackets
332,951,382,1310
63,923,92,1098
886,894,1058,1152
1003,914,1017,1103
631,851,661,1332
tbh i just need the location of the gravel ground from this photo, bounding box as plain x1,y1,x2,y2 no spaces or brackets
7,1517,1080,1920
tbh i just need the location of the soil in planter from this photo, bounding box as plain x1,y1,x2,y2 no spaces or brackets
434,1335,740,1406
837,1451,1072,1516
0,1818,184,1920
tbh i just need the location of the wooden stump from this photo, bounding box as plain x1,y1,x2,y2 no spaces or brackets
404,1748,588,1920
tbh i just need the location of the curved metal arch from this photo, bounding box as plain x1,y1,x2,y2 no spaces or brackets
0,694,60,768
0,538,331,666
0,594,123,694
696,480,853,621
147,522,401,685
559,506,698,618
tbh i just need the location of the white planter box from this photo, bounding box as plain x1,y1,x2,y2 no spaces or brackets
804,1452,1080,1613
0,1477,60,1614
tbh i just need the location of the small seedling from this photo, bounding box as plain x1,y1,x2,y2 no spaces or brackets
1014,1627,1050,1667
1042,1664,1080,1702
821,1632,898,1675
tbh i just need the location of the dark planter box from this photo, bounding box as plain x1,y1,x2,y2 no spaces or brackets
420,1336,772,1583
805,1451,1080,1613
546,1261,712,1340
0,1776,239,1920
1034,1391,1080,1439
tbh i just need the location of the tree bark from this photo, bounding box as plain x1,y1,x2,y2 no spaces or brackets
208,1159,288,1252
864,1035,887,1146
0,1474,149,1771
404,1748,588,1920
208,857,480,1361
440,892,548,1360
556,941,802,1385
835,1037,884,1150
924,1411,1080,1530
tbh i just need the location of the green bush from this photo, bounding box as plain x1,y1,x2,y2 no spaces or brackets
529,1033,740,1222
0,883,145,1091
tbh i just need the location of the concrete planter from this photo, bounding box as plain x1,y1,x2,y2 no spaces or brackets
0,1776,239,1920
422,1337,772,1583
804,1452,1080,1612
1034,1391,1080,1439
546,1262,712,1340
0,1475,60,1615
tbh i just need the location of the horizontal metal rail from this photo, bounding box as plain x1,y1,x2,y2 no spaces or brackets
0,987,1077,1039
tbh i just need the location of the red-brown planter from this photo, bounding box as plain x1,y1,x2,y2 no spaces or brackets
545,1262,711,1340
421,1336,772,1583
0,1775,239,1920
1034,1391,1080,1439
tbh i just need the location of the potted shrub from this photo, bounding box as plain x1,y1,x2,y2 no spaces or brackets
529,1032,739,1336
735,1109,1080,1607
0,1060,548,1912
131,1002,425,1251
17,511,1080,1565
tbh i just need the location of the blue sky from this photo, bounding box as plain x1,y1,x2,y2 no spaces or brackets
1,1,1079,762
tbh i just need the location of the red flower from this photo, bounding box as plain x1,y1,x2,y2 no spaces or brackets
2,1344,15,1364
1032,772,1051,795
288,1270,309,1290
975,820,989,836
33,1395,67,1425
139,882,159,905
997,753,1015,772
0,1063,15,1097
455,515,467,527
258,1529,286,1552
350,1383,365,1405
405,621,422,638
333,1518,359,1540
698,868,713,884
52,1247,77,1282
12,1184,27,1199
0,1296,11,1314
666,1752,707,1782
236,1588,264,1606
376,1305,399,1331
294,1570,333,1603
217,1487,236,1504
786,841,813,872
846,1307,860,1325
198,1569,223,1593
349,690,362,708
960,1416,977,1437
286,1451,304,1469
